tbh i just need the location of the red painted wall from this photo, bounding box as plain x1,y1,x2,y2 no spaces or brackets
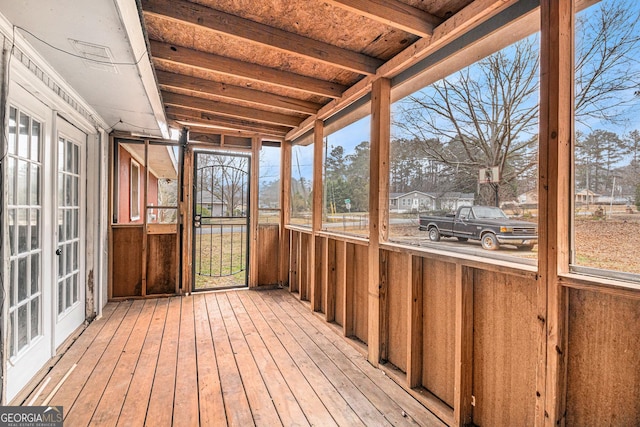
117,145,159,224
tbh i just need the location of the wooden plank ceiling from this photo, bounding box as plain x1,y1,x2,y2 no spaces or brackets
139,0,475,140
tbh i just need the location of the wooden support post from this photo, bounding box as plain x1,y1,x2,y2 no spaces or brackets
141,139,149,296
539,0,572,425
454,264,473,426
181,143,194,294
311,120,324,311
407,255,423,389
279,141,292,287
367,77,391,366
248,137,261,287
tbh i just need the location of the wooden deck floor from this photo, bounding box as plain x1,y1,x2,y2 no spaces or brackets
23,288,445,426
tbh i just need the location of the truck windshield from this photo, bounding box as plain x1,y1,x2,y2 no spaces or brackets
472,206,508,219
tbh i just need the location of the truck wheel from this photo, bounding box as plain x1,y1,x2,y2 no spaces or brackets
481,233,499,250
457,237,468,242
428,227,440,242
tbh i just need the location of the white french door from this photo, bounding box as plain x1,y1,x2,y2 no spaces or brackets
4,84,87,402
5,86,51,402
54,119,86,348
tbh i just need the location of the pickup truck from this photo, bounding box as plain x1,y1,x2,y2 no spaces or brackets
419,205,537,250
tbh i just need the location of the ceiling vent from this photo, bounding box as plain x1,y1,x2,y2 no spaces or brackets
68,39,119,74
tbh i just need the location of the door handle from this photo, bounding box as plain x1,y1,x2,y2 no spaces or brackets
56,248,62,256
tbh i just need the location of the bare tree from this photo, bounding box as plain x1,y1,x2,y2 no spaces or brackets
394,0,640,204
198,155,249,216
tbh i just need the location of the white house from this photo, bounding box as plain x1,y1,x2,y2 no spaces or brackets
389,191,474,213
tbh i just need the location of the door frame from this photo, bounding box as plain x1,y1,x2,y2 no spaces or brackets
191,150,251,291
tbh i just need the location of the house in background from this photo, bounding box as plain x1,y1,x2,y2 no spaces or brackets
195,190,227,216
389,191,474,213
575,188,599,205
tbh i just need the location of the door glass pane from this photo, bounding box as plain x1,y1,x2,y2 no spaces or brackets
58,139,64,171
30,209,39,250
9,107,17,154
58,172,64,208
18,113,29,158
9,260,15,306
66,242,72,274
9,209,16,256
8,158,15,205
58,210,64,243
58,283,64,315
31,253,39,295
31,120,40,162
65,278,72,308
18,257,27,302
17,160,27,205
18,304,28,351
73,275,78,304
31,299,40,338
73,209,78,238
73,175,78,206
73,242,78,270
18,209,28,253
30,165,40,205
9,312,15,357
66,140,73,172
66,209,72,240
58,246,64,278
65,174,72,206
73,143,79,174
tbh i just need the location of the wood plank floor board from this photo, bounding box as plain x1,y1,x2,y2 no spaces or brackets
217,293,282,427
204,293,255,426
88,299,157,426
146,297,182,427
193,294,227,427
226,292,310,427
49,301,134,412
117,298,170,427
258,292,393,426
25,289,443,427
245,291,368,427
173,296,201,427
268,290,446,427
236,291,339,426
23,302,119,406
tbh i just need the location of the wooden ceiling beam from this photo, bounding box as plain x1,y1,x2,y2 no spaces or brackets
166,106,289,137
162,91,302,127
156,70,321,115
150,40,346,99
325,0,442,38
142,0,382,75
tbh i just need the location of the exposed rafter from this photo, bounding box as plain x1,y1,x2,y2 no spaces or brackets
325,0,443,38
162,91,303,128
150,40,346,99
156,70,321,115
143,0,383,75
167,106,289,137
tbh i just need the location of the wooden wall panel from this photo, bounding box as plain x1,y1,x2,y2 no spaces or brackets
112,226,143,297
314,236,324,312
146,233,177,294
473,270,538,426
299,233,311,301
566,289,640,425
385,251,409,372
257,224,280,286
347,243,369,344
422,258,456,407
333,240,345,327
289,231,299,293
